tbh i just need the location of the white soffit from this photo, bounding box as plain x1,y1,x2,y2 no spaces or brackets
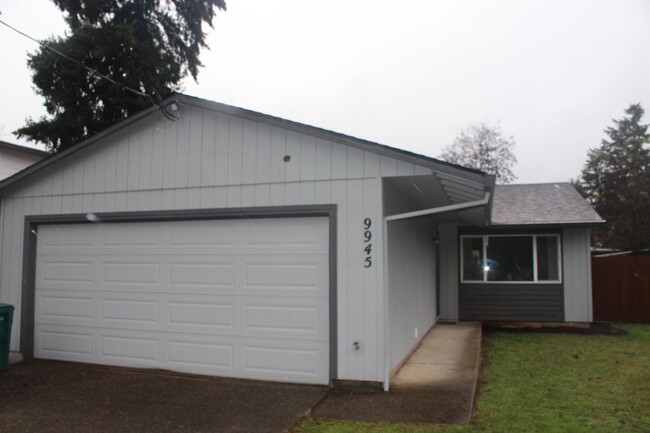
384,173,490,225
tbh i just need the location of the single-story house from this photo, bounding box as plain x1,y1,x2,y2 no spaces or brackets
0,94,604,389
0,140,49,180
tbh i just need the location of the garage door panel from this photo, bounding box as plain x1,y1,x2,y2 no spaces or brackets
38,294,94,320
242,256,328,296
168,262,235,288
35,327,94,358
168,300,235,328
103,223,163,248
244,218,328,253
169,220,237,248
101,334,159,362
164,333,240,373
168,339,234,369
245,263,322,291
244,305,320,333
37,224,97,252
37,259,96,288
242,297,329,337
103,262,161,286
241,339,328,383
101,299,159,323
34,217,330,385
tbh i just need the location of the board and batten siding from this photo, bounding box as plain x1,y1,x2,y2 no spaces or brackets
0,102,433,383
563,228,593,322
386,217,436,371
383,179,438,375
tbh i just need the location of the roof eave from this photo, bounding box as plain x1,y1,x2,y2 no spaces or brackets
0,101,166,194
0,92,489,195
0,141,50,158
175,94,488,183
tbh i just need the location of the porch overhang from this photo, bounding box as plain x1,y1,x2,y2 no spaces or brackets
383,171,495,226
385,191,490,222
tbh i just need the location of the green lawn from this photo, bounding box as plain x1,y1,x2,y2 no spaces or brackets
294,324,650,433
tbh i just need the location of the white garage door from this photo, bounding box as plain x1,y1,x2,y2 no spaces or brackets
34,217,330,385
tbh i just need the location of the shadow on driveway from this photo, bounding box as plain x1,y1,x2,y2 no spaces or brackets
0,360,328,433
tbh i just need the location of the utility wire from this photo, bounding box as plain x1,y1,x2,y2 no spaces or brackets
0,18,178,121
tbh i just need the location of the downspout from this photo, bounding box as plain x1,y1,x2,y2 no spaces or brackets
382,217,391,391
483,175,496,227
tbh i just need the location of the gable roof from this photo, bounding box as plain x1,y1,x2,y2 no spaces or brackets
0,93,489,194
491,183,605,227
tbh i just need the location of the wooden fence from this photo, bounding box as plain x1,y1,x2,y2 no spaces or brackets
592,256,650,323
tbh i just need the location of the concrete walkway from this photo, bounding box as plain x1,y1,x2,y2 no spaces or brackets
392,322,482,391
312,322,482,425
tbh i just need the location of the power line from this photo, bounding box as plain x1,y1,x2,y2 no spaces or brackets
0,18,178,121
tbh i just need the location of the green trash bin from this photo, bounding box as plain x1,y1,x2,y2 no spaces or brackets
0,303,15,371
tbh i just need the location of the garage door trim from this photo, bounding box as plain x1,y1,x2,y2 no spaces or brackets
20,204,337,383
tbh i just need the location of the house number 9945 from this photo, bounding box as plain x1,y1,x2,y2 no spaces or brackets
363,218,372,268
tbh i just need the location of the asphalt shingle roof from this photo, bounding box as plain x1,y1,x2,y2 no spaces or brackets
491,183,605,226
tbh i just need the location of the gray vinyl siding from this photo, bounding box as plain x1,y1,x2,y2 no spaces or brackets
0,102,434,383
438,223,459,321
386,217,436,370
459,283,564,321
563,228,593,322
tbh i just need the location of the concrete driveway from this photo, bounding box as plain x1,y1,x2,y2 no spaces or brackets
0,360,328,433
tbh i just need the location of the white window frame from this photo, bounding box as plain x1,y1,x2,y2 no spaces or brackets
460,234,562,284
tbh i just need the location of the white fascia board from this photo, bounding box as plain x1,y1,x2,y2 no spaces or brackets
384,192,491,222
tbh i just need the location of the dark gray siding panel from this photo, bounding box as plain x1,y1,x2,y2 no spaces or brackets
459,283,564,321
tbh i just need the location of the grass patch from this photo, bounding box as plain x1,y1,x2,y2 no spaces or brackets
294,323,650,433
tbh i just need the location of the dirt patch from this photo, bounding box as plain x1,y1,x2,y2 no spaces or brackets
483,322,627,336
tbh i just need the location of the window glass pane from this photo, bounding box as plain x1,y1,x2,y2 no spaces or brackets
462,237,484,281
537,236,559,280
486,236,533,281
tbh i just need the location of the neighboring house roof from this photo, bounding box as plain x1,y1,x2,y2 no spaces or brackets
491,182,605,227
0,140,50,158
0,141,50,181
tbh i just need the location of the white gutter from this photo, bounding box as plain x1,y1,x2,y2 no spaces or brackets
384,192,491,222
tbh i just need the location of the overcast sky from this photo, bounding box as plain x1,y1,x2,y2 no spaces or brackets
2,0,649,183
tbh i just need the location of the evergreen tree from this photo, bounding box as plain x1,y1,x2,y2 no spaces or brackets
579,104,650,252
15,0,226,152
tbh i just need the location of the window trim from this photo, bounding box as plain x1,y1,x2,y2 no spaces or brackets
460,234,562,284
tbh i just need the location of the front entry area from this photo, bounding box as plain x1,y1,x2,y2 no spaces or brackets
33,216,330,385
